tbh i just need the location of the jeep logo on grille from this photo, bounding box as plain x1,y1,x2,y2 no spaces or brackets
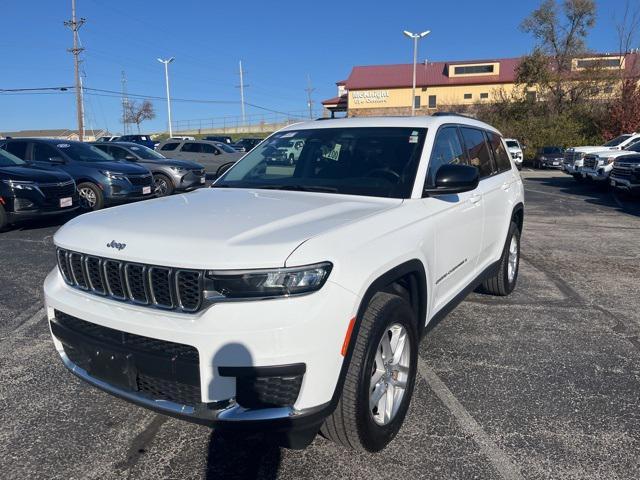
106,240,127,251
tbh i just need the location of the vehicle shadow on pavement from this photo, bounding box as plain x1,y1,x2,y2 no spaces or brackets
205,430,280,480
1,211,83,233
525,175,640,217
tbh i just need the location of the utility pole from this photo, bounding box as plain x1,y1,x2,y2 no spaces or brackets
121,70,128,135
237,60,249,126
305,74,315,119
157,57,175,137
65,0,86,140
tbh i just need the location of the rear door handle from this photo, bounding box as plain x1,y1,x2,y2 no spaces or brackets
501,182,512,191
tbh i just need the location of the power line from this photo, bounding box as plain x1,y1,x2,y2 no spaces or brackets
0,86,73,92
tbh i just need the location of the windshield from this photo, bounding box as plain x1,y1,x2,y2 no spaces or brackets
0,148,27,167
215,142,237,154
60,142,115,162
603,134,631,147
628,142,640,153
215,127,427,198
506,141,520,148
127,144,165,160
542,147,562,154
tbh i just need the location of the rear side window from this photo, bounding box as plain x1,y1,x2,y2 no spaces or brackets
108,146,129,160
4,141,28,159
460,127,494,178
201,144,219,154
32,143,61,162
160,142,180,151
487,132,512,173
426,126,467,187
181,142,202,153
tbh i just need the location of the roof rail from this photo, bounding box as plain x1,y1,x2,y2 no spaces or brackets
431,111,477,120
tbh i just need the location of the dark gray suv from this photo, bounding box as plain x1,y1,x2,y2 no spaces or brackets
92,142,206,196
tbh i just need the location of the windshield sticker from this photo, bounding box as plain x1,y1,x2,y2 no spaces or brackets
57,143,70,148
280,132,296,138
323,143,342,161
131,146,140,150
409,135,419,143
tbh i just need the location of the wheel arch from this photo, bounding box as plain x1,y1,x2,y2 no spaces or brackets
511,202,524,233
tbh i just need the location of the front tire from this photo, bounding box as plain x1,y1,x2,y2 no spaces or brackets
0,204,7,230
321,292,418,452
481,221,520,296
153,173,174,197
77,182,104,211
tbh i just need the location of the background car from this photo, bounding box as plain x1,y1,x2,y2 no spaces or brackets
504,138,524,169
116,134,156,150
92,142,206,197
533,146,564,168
1,138,154,211
203,135,233,144
233,138,262,152
0,148,78,230
156,139,242,177
95,136,118,143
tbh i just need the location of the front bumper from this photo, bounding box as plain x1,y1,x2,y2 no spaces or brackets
44,268,357,438
541,160,563,168
7,205,79,222
610,176,640,192
174,170,206,191
582,167,609,181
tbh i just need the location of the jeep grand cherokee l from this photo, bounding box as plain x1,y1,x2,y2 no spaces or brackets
1,138,155,211
45,116,524,451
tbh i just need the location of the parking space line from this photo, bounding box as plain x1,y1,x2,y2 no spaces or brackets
417,357,525,480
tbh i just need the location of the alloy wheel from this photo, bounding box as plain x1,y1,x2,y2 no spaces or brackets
78,187,96,209
154,176,169,196
369,323,411,426
507,236,519,283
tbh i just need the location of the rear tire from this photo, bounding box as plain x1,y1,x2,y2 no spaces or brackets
153,173,174,197
321,292,418,452
77,182,104,211
481,221,520,296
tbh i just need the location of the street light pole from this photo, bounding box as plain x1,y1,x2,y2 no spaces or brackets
157,57,175,136
403,30,430,116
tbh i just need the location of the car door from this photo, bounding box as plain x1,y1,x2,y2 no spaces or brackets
177,142,202,162
200,143,228,172
478,131,518,268
460,128,513,270
422,125,485,312
30,142,71,173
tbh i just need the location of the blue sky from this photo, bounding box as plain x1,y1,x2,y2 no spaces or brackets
0,0,634,133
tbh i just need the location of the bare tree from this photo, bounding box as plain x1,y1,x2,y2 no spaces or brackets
123,100,156,133
519,0,598,111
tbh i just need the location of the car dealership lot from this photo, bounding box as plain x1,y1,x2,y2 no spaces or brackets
1,170,639,480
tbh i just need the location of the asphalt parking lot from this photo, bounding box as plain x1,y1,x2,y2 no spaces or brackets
1,169,639,480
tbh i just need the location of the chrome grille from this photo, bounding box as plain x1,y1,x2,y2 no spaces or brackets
611,165,634,180
583,156,598,169
56,248,203,313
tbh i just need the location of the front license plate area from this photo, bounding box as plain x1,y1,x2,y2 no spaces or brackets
60,197,72,207
88,348,137,391
142,186,151,195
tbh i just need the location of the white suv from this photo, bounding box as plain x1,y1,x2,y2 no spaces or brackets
45,115,525,452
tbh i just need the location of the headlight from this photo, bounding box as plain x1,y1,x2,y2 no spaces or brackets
2,179,37,190
169,166,187,174
204,262,332,300
540,156,547,161
100,170,126,180
605,157,617,164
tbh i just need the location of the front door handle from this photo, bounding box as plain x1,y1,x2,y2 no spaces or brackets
469,194,482,204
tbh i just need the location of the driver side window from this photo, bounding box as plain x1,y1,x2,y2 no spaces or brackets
425,126,467,187
109,146,129,160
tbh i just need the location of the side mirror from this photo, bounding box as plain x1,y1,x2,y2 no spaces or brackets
423,164,479,196
48,156,66,164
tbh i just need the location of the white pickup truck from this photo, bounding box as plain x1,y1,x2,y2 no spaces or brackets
564,133,640,181
581,141,640,182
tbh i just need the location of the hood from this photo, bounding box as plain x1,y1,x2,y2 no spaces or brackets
146,158,203,169
616,155,640,165
507,147,522,152
570,146,617,154
587,150,636,159
0,164,73,183
91,160,150,174
54,188,400,269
